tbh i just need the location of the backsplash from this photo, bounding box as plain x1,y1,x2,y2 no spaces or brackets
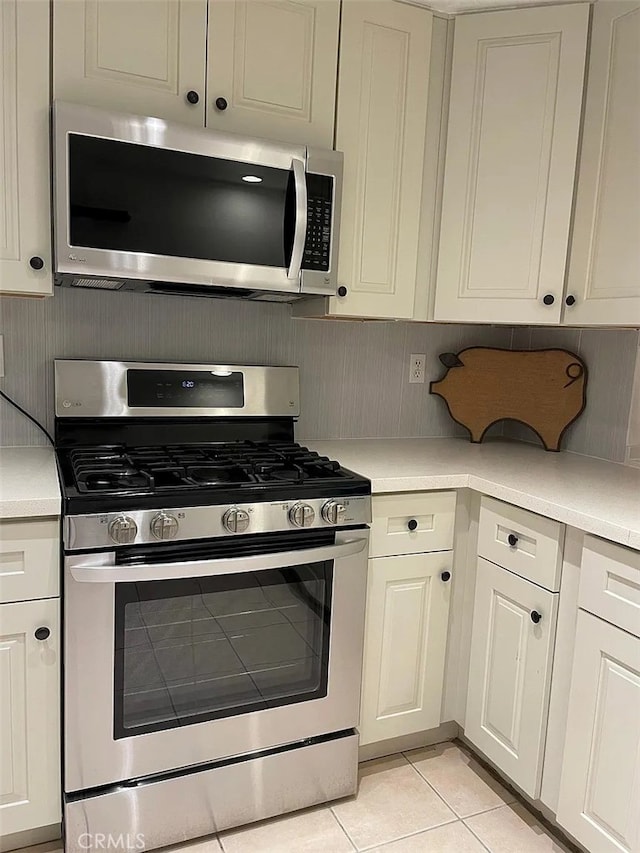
508,326,640,463
0,288,637,463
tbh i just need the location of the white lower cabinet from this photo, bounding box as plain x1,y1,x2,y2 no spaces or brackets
557,611,640,853
465,558,558,798
0,598,61,837
359,552,452,745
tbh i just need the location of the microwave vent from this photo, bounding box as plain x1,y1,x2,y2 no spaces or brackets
71,277,124,290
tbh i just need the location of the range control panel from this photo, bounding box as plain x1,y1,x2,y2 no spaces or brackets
302,173,333,272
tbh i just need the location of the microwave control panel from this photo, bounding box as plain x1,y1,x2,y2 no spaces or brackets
302,173,333,272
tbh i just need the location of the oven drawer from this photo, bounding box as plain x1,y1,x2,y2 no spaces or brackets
0,517,59,604
370,491,456,557
579,536,640,638
478,497,563,591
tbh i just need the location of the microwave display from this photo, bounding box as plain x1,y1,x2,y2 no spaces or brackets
68,134,297,269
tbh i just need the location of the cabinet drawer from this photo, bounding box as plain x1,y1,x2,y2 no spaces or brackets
579,536,640,638
0,518,59,604
370,492,456,557
478,497,563,591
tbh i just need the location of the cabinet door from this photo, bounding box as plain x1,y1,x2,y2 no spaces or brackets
0,599,60,836
329,1,433,320
564,2,640,327
0,0,52,296
359,552,452,746
434,5,589,325
53,0,207,124
206,0,339,147
557,612,640,853
465,558,558,797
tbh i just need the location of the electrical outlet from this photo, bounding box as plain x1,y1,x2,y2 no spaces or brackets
0,335,4,378
409,353,425,384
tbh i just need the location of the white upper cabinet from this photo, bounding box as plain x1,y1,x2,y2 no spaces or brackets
206,0,339,147
0,0,52,297
328,1,434,319
434,4,589,325
53,0,208,124
564,2,640,327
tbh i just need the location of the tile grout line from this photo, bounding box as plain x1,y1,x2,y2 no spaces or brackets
401,748,517,823
355,817,463,852
400,749,466,822
327,805,358,852
460,817,494,853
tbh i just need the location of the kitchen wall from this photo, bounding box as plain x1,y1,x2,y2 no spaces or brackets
508,325,640,463
0,288,637,463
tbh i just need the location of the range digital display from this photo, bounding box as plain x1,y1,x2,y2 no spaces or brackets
127,370,244,408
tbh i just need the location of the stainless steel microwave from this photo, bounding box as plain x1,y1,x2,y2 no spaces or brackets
52,102,342,301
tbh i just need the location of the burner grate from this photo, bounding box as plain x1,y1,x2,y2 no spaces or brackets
66,441,350,496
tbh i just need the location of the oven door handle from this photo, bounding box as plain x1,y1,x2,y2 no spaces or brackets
69,537,368,583
287,157,307,281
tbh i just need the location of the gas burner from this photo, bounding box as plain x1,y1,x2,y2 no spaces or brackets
76,468,153,494
186,464,253,486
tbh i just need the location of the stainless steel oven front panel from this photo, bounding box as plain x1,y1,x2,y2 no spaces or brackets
53,101,341,296
64,529,369,792
54,360,299,418
65,733,358,853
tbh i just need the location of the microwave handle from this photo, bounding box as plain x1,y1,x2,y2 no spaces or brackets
287,158,307,280
69,537,367,584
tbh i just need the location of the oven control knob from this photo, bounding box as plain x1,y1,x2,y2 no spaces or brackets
108,515,138,545
150,512,179,541
321,500,346,525
289,502,315,528
222,507,250,534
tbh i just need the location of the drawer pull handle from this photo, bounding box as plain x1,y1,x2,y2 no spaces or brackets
35,626,50,641
407,519,418,531
440,570,451,582
530,610,542,624
507,533,518,547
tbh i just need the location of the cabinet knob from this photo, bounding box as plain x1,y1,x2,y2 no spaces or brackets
440,570,451,582
507,533,518,547
407,519,418,531
530,610,542,624
565,294,576,306
186,90,200,105
215,97,228,111
29,256,44,270
35,626,50,641
542,294,555,306
337,286,348,297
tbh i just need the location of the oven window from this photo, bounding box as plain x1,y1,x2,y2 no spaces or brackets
113,563,332,738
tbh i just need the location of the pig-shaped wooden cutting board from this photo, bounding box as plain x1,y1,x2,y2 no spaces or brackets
429,347,587,452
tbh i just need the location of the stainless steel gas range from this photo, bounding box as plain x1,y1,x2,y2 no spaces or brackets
55,360,371,852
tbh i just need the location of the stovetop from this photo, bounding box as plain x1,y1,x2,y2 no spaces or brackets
57,440,370,514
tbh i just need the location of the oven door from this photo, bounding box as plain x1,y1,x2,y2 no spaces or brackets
64,529,368,793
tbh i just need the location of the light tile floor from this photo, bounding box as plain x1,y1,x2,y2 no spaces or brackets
23,743,574,853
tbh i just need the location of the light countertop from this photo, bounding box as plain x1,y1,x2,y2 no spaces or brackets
306,438,640,550
0,446,61,519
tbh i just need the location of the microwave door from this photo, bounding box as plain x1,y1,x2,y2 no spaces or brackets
56,113,307,296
